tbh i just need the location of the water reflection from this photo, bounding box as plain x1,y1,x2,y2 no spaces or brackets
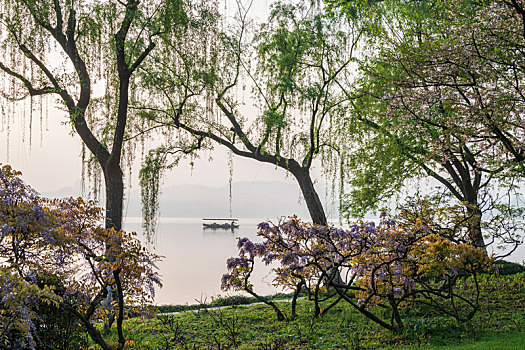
202,227,237,236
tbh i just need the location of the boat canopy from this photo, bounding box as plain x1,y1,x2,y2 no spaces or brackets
202,218,238,221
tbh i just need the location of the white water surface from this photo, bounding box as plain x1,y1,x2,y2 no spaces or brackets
123,217,284,306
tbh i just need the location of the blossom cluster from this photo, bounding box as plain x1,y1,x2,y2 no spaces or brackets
0,164,162,345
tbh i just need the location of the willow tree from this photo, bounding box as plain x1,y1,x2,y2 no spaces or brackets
0,0,189,231
0,0,186,348
335,0,525,249
137,1,360,226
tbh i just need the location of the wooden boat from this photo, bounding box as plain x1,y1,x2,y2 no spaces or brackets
202,218,239,229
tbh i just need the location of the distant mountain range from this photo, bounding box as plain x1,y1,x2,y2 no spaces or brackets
42,181,339,219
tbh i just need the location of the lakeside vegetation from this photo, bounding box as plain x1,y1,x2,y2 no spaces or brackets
2,164,524,349
102,272,525,349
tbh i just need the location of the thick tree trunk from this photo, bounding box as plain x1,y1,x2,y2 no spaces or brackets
467,204,485,248
101,160,124,333
290,166,327,225
103,161,124,231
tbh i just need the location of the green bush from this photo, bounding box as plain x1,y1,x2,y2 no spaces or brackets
494,260,525,276
33,274,89,349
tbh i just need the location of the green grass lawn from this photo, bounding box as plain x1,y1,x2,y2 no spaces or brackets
395,331,525,349
98,273,525,349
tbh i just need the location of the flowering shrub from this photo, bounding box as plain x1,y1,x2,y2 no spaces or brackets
0,165,161,349
222,202,492,328
221,237,287,320
0,269,59,348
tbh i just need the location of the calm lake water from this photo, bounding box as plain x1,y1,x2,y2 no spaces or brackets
123,217,282,305
123,217,525,306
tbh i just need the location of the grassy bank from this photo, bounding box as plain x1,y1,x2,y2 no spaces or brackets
94,272,525,349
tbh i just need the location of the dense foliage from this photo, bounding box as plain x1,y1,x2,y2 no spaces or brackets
0,165,161,349
222,206,492,330
323,0,525,251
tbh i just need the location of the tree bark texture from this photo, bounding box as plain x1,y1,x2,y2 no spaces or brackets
290,166,327,226
466,204,485,248
103,161,124,231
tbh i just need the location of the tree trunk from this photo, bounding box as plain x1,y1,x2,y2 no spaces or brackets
100,160,124,332
290,166,327,225
467,204,485,248
103,161,124,231
291,280,304,319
